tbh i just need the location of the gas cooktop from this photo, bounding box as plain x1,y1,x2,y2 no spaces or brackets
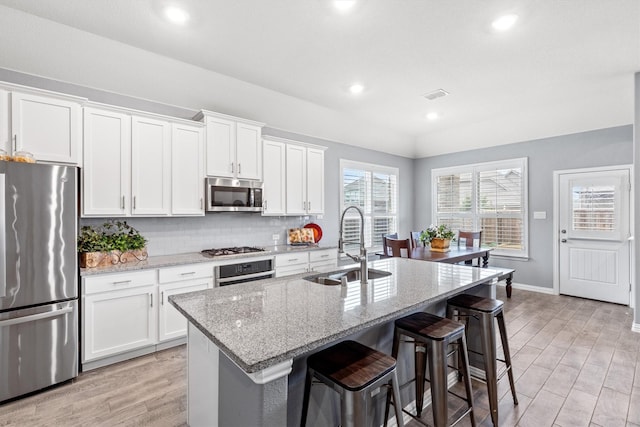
201,246,267,257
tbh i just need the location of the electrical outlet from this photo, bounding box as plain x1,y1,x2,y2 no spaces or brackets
272,234,280,241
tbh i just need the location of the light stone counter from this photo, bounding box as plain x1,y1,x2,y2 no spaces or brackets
170,258,502,427
80,244,336,276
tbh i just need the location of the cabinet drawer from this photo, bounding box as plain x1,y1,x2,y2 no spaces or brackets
309,260,337,273
83,270,157,295
275,252,309,267
275,265,309,278
309,249,336,263
158,263,214,283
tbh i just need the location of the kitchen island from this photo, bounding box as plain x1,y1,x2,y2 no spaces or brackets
170,258,502,427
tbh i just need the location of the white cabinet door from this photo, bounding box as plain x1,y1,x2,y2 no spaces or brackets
82,285,157,362
11,92,81,165
286,144,307,215
131,116,171,216
205,116,235,178
236,122,262,180
262,139,286,216
172,123,204,216
0,89,8,154
82,108,131,216
158,278,212,342
306,148,325,215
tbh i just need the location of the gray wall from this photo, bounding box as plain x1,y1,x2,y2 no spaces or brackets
414,126,633,288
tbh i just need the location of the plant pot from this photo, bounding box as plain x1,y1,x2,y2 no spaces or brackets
118,248,149,264
429,238,451,253
79,251,120,268
79,247,148,268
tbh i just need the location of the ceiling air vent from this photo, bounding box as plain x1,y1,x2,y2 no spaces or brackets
423,89,449,100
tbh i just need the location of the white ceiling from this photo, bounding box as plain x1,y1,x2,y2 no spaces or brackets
0,0,638,158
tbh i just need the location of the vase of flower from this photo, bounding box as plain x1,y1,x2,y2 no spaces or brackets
419,224,455,253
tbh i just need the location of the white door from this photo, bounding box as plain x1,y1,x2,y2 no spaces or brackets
131,116,171,216
286,144,307,215
82,108,131,216
262,139,286,215
171,123,204,215
306,148,325,215
205,116,235,178
558,168,631,304
236,122,262,180
11,91,81,165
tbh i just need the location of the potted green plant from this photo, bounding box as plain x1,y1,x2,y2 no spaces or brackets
78,221,148,268
419,224,455,252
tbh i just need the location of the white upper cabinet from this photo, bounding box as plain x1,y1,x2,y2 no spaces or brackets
283,140,326,216
82,107,131,216
10,90,83,165
131,115,172,216
171,123,205,215
306,148,325,215
194,110,264,180
262,138,286,216
286,144,308,215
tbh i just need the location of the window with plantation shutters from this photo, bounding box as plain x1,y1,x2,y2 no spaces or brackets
341,160,398,250
432,158,528,257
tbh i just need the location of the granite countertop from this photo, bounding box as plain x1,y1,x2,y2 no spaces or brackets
169,258,502,373
80,244,338,276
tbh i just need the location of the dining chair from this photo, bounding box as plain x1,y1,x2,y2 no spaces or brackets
381,233,398,256
458,230,482,266
409,231,422,249
385,238,411,258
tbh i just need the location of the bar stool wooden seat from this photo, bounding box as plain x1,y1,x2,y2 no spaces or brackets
301,340,404,427
384,312,475,427
446,294,518,427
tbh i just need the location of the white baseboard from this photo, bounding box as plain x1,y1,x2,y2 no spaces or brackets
496,281,556,295
632,322,640,333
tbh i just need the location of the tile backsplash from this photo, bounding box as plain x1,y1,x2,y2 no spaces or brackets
80,214,326,256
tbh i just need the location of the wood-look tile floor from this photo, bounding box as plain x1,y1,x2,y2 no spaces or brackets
1,287,639,426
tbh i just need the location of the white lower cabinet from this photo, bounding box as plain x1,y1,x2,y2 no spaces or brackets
274,249,337,277
82,263,213,370
82,270,157,364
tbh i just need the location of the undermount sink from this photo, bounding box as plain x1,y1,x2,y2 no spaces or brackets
304,268,392,285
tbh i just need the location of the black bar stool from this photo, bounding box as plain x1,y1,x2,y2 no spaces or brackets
384,312,475,427
446,294,518,427
300,340,404,427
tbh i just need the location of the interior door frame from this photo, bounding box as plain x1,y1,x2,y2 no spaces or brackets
553,164,634,307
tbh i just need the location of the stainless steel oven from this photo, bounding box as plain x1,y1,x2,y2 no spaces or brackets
215,259,275,286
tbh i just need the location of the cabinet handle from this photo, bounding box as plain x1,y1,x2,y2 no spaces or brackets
238,163,241,174
231,163,234,173
150,293,153,308
289,258,299,262
303,201,306,210
200,198,203,210
320,254,330,258
161,291,164,305
133,196,136,210
263,200,267,212
112,280,132,285
12,135,17,152
121,195,125,210
180,271,196,276
308,201,311,211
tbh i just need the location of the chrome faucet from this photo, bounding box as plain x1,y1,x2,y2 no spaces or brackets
338,206,368,284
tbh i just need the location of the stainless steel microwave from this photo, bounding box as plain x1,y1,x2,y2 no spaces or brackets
206,177,263,212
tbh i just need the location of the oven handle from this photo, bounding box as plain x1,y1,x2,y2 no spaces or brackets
216,270,275,284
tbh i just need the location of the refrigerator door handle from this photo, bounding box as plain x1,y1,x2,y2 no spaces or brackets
0,173,5,299
0,306,73,327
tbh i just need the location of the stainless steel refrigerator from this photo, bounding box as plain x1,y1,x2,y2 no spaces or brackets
0,162,78,402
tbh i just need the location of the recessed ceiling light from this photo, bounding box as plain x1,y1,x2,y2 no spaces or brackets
491,14,518,31
164,6,190,25
426,112,440,120
349,83,364,94
334,0,356,12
